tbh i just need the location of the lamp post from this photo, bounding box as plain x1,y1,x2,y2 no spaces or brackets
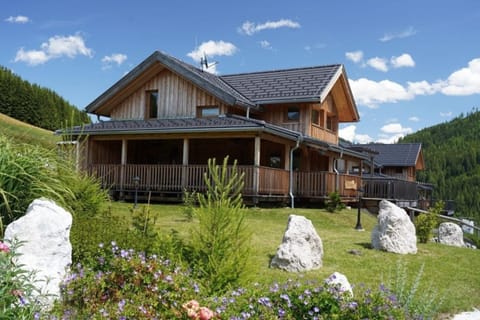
133,176,140,208
355,187,364,231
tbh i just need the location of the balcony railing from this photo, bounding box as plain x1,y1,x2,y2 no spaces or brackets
88,164,360,199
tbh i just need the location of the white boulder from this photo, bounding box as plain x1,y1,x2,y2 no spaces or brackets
324,272,353,297
371,200,417,254
438,222,465,247
270,214,323,272
4,198,72,307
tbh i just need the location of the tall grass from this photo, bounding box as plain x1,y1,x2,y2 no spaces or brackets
0,134,108,237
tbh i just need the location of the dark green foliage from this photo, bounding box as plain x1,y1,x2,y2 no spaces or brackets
326,191,346,212
189,157,252,295
0,65,90,130
400,108,480,226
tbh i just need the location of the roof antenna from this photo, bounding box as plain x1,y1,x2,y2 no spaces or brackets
200,52,218,72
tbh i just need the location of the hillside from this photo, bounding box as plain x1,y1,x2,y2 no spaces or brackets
399,109,480,224
0,112,59,149
0,66,90,131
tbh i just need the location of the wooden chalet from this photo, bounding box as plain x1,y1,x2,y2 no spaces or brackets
59,50,427,207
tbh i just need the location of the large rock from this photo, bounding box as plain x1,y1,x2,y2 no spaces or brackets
270,214,323,272
4,198,72,307
371,200,417,254
438,222,465,247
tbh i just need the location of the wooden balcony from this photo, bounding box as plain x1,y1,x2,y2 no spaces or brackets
87,164,359,200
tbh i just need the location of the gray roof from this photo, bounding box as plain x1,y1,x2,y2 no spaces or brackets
220,65,343,104
351,143,422,167
62,115,301,141
86,50,347,114
59,114,367,160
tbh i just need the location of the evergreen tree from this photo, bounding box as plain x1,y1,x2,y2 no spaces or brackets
0,65,90,130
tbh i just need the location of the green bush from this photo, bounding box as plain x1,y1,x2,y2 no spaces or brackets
386,260,442,318
415,201,442,243
326,191,346,213
188,157,252,295
0,136,64,234
0,240,49,319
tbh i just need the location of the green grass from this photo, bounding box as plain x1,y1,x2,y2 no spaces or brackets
109,201,480,316
0,112,58,148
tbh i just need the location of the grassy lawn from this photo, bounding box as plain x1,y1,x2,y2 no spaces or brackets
0,112,58,148
109,201,480,316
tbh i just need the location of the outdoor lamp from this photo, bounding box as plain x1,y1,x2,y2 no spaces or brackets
355,187,364,231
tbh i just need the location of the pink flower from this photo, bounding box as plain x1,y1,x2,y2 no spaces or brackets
0,241,10,253
182,300,200,311
198,307,214,320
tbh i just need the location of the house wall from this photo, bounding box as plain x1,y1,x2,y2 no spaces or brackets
256,94,338,144
110,69,228,120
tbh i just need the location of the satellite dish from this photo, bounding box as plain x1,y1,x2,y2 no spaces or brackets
200,53,218,71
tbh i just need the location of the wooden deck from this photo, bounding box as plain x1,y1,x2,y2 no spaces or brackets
88,164,361,200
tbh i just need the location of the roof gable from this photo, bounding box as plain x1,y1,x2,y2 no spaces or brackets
86,51,255,116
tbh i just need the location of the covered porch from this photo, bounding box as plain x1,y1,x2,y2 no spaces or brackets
82,133,362,203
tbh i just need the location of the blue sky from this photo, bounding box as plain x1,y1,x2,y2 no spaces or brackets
2,0,479,143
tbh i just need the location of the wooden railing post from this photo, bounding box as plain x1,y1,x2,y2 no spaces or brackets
253,136,261,195
120,139,128,196
182,138,189,191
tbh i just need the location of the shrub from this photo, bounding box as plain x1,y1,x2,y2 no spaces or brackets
415,201,442,243
386,260,442,319
188,157,252,295
326,191,346,213
0,135,64,234
0,239,48,319
52,243,201,319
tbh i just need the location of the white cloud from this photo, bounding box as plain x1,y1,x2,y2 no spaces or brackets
381,123,413,135
440,58,480,95
440,111,453,117
349,78,414,108
102,53,127,69
14,49,49,65
366,57,388,72
238,19,300,35
14,33,93,66
259,40,272,50
5,15,30,24
339,125,373,144
377,123,413,143
380,26,417,42
409,116,420,122
345,50,363,63
187,40,237,62
391,53,415,68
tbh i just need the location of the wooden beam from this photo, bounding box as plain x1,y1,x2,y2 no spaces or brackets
253,136,261,194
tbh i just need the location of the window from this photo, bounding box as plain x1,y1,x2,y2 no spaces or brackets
146,90,158,119
311,109,320,125
286,106,300,121
326,115,337,132
197,106,219,118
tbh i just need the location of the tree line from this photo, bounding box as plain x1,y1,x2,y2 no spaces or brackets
399,108,480,225
0,66,90,131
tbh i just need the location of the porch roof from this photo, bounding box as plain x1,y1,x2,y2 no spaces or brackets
59,114,368,160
